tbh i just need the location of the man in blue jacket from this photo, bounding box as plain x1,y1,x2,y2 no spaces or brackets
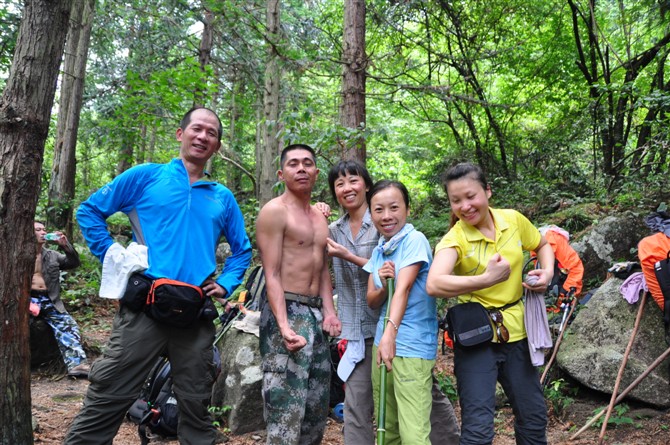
65,107,252,445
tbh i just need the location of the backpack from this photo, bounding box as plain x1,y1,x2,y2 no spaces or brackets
29,317,62,369
654,250,670,342
127,356,178,443
525,256,568,298
127,347,222,444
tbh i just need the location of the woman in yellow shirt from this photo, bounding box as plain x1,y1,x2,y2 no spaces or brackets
426,162,554,445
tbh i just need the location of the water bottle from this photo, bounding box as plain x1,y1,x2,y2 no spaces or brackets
45,233,61,241
332,402,344,422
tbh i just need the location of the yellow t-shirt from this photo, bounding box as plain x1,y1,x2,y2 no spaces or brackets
434,208,541,342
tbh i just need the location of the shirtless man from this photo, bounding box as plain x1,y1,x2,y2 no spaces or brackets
32,222,89,377
256,144,342,445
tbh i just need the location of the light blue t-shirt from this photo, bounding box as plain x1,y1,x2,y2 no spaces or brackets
363,227,437,360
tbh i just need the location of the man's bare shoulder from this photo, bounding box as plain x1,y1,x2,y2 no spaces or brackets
309,204,329,228
258,197,287,219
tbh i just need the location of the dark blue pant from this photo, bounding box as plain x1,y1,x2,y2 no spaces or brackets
454,340,547,445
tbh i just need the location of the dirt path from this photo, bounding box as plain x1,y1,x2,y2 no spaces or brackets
30,302,670,444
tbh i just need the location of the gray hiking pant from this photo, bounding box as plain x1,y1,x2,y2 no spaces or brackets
64,306,218,445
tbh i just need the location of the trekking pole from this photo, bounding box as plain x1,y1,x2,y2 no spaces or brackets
597,292,647,444
557,290,575,333
570,341,670,440
377,278,395,445
214,306,241,344
541,290,577,385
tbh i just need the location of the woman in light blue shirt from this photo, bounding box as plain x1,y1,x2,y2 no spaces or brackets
364,179,437,445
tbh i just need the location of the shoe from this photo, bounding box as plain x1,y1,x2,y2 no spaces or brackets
67,363,90,378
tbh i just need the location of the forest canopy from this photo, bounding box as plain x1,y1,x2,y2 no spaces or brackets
1,0,669,239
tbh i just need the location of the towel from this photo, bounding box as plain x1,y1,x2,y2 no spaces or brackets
644,212,670,237
619,272,648,304
99,242,149,299
232,309,261,337
337,336,365,382
524,275,553,366
539,225,570,241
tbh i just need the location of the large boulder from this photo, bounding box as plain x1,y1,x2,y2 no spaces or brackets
557,277,670,407
212,325,265,435
571,211,650,285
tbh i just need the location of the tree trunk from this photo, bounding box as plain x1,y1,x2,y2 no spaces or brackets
258,0,281,207
0,1,73,443
195,7,214,108
47,0,94,236
116,137,133,175
340,0,367,162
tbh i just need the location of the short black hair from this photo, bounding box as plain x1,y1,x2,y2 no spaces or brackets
280,144,317,168
327,160,373,202
179,106,223,141
367,179,410,209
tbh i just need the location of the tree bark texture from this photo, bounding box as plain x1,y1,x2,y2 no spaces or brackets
48,0,94,235
340,0,367,162
195,8,214,108
258,0,280,207
0,0,73,443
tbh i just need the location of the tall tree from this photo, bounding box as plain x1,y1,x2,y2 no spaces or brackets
0,0,73,443
568,0,670,180
340,0,367,162
258,0,281,206
47,0,95,235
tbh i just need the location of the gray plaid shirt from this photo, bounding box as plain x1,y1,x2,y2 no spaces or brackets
329,209,380,341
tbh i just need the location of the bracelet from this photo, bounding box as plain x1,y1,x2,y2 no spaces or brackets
386,318,399,331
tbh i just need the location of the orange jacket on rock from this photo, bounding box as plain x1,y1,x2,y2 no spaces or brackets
638,232,670,311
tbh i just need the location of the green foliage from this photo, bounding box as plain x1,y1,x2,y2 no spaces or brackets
434,370,458,403
0,1,20,88
62,247,102,306
592,403,638,428
543,378,576,418
411,208,450,249
208,404,232,430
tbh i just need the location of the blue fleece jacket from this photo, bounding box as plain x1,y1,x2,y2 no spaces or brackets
77,158,252,295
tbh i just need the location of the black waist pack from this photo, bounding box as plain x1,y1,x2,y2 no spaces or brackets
145,278,205,328
446,302,493,348
121,272,153,312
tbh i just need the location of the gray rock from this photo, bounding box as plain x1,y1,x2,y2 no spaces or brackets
216,242,232,265
571,211,650,285
556,277,670,407
212,326,265,435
